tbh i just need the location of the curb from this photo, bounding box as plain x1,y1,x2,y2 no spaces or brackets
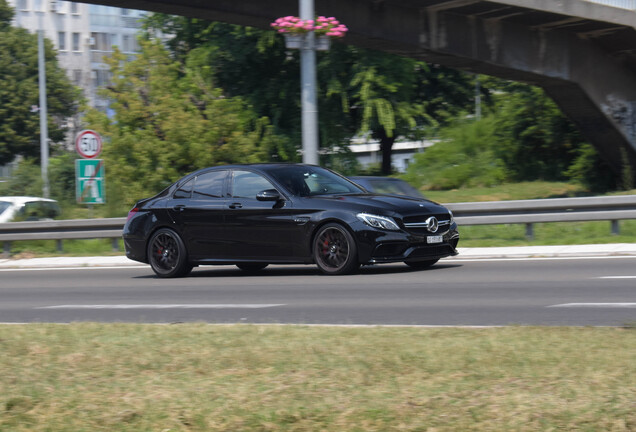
452,244,636,260
1,244,635,269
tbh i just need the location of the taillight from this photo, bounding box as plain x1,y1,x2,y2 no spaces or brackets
126,207,139,222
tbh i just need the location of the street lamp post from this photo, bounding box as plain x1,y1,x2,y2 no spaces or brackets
299,0,319,165
38,28,50,198
274,6,347,165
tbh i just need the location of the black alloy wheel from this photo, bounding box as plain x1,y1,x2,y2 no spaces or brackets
236,263,269,272
404,258,439,269
313,223,360,275
147,228,192,278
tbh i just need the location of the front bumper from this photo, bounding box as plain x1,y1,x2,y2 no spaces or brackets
354,221,460,264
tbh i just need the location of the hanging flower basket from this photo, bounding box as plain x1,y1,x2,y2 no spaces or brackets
315,36,331,51
284,34,331,50
271,15,348,38
284,34,304,49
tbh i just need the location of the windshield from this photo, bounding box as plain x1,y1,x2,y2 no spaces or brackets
265,166,365,197
364,179,423,198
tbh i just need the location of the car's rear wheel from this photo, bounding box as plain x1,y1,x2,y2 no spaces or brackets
236,263,268,272
147,228,192,278
404,259,439,269
313,223,360,275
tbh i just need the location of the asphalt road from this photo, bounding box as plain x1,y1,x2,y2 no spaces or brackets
1,257,635,326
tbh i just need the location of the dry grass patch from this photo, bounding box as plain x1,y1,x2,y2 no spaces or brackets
1,324,635,431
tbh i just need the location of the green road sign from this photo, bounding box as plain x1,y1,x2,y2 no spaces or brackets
76,159,105,204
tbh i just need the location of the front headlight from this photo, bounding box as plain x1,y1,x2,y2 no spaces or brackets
357,213,400,231
449,210,455,225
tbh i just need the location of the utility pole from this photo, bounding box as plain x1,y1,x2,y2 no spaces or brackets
38,28,50,198
299,0,319,165
475,74,482,121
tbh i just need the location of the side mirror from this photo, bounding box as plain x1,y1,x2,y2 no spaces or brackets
256,189,282,202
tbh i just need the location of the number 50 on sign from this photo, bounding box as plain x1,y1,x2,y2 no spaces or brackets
75,130,102,159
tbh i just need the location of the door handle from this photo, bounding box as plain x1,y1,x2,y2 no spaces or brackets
173,204,186,212
229,203,243,209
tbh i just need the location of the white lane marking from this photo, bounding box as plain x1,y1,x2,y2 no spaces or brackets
36,304,286,310
0,266,149,272
0,322,511,328
548,303,636,308
599,276,636,279
446,256,636,263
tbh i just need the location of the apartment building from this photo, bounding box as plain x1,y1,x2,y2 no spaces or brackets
8,0,144,111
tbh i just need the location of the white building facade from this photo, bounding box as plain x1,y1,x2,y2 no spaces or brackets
8,0,144,111
349,139,436,173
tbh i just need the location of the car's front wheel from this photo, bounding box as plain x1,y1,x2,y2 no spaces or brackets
147,228,192,278
313,223,360,275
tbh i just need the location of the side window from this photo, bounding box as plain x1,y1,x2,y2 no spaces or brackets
192,170,227,199
173,178,194,199
231,171,275,199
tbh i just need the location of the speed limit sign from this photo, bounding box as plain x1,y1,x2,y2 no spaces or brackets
75,130,102,159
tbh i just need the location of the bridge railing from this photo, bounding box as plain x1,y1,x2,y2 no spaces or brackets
1,195,635,255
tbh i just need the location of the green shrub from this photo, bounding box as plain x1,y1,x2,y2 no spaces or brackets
403,117,508,190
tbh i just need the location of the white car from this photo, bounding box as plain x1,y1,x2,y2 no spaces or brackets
0,196,61,223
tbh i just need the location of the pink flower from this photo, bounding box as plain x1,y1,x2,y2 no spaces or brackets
273,15,347,38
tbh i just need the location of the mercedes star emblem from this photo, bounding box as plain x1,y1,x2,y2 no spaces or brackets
425,216,439,233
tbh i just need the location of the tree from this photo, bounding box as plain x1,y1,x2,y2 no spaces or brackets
143,17,475,173
84,39,283,205
0,0,79,165
403,79,618,192
347,51,473,174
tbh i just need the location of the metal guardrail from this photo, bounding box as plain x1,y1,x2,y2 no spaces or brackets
446,195,636,238
1,195,635,255
0,217,126,255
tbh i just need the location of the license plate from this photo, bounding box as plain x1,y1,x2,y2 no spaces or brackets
427,235,443,244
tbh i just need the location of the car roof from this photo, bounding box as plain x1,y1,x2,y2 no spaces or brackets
190,163,318,172
0,196,58,205
350,176,402,181
182,163,330,180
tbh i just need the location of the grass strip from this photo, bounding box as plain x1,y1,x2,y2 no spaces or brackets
1,324,635,431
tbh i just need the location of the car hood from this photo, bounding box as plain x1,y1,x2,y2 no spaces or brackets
307,194,449,216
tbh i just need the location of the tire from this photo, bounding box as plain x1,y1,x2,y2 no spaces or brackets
313,223,360,275
147,228,192,278
404,259,439,270
236,263,268,272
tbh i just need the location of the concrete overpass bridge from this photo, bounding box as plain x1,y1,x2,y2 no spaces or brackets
80,0,636,179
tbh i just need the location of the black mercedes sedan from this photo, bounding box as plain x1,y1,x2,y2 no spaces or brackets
123,164,459,277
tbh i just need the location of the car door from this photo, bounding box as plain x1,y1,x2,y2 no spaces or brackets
222,170,299,261
168,169,228,260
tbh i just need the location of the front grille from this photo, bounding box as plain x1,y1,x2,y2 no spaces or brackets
403,213,451,225
403,213,451,234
